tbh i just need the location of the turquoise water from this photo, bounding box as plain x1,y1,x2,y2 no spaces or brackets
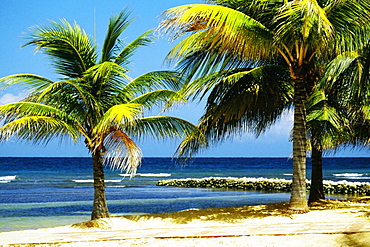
0,157,369,232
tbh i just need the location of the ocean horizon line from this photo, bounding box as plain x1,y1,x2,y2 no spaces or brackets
0,156,369,158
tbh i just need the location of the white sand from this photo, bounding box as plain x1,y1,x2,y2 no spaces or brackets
1,198,370,246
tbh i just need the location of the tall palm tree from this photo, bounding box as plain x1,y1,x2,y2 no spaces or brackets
159,0,370,211
0,9,206,220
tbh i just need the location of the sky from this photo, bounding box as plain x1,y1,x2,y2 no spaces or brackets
0,0,368,158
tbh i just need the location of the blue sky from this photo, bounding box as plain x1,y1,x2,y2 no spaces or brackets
0,0,368,158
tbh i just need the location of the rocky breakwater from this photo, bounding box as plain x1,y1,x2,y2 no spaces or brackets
156,177,370,195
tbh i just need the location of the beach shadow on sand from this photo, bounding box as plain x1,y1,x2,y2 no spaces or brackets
73,197,370,228
122,197,370,224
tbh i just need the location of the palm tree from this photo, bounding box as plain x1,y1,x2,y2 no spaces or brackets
159,0,370,211
290,39,370,204
306,88,344,203
0,9,206,220
314,41,370,149
306,42,370,203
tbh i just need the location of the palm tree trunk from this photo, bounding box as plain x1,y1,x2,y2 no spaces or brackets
290,80,309,211
308,136,325,204
91,151,110,220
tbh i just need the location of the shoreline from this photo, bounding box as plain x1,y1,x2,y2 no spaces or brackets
1,197,369,246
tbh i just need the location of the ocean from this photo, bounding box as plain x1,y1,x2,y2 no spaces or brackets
0,157,369,232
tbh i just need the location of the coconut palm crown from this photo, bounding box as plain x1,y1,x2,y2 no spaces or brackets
0,9,206,220
158,0,370,211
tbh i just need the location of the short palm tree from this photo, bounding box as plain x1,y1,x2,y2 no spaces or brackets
306,42,370,203
315,41,370,149
306,87,345,203
159,0,370,211
0,9,206,220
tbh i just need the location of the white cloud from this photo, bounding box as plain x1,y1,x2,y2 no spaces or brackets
234,109,294,144
0,93,27,105
267,109,294,136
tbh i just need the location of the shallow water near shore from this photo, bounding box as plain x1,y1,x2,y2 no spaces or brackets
0,157,369,232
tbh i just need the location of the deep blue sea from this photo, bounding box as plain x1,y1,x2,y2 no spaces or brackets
0,157,369,232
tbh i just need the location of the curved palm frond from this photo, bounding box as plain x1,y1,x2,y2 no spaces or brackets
181,70,233,101
93,103,142,135
85,61,131,106
159,4,274,62
101,8,134,63
129,90,186,111
25,19,96,78
114,30,154,68
0,102,83,143
198,65,292,140
174,127,209,159
86,61,130,85
207,0,283,24
320,48,370,106
307,91,342,129
0,102,71,122
0,116,80,143
325,0,370,53
102,130,143,176
274,0,334,56
124,71,183,93
124,116,206,143
34,78,102,125
0,74,54,92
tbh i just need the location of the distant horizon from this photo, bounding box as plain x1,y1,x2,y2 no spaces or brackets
0,156,368,158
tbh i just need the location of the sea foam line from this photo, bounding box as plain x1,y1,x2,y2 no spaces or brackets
334,173,363,177
0,176,16,183
73,179,123,183
119,173,171,177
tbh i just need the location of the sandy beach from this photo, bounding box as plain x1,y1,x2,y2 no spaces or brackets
1,197,369,247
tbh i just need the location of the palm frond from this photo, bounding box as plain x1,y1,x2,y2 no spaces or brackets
114,30,154,68
307,104,342,130
320,49,370,106
274,0,334,54
124,71,183,93
181,70,233,101
0,73,54,93
24,19,97,78
33,78,100,123
102,130,142,176
174,127,209,159
85,61,131,102
0,116,80,144
319,51,359,86
159,4,274,62
93,103,142,134
207,0,283,22
125,116,206,142
325,0,370,53
196,65,293,140
0,102,70,122
129,90,186,111
101,8,134,62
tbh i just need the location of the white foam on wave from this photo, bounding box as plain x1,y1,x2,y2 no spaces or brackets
0,175,16,183
73,179,123,183
333,173,363,177
119,173,171,177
